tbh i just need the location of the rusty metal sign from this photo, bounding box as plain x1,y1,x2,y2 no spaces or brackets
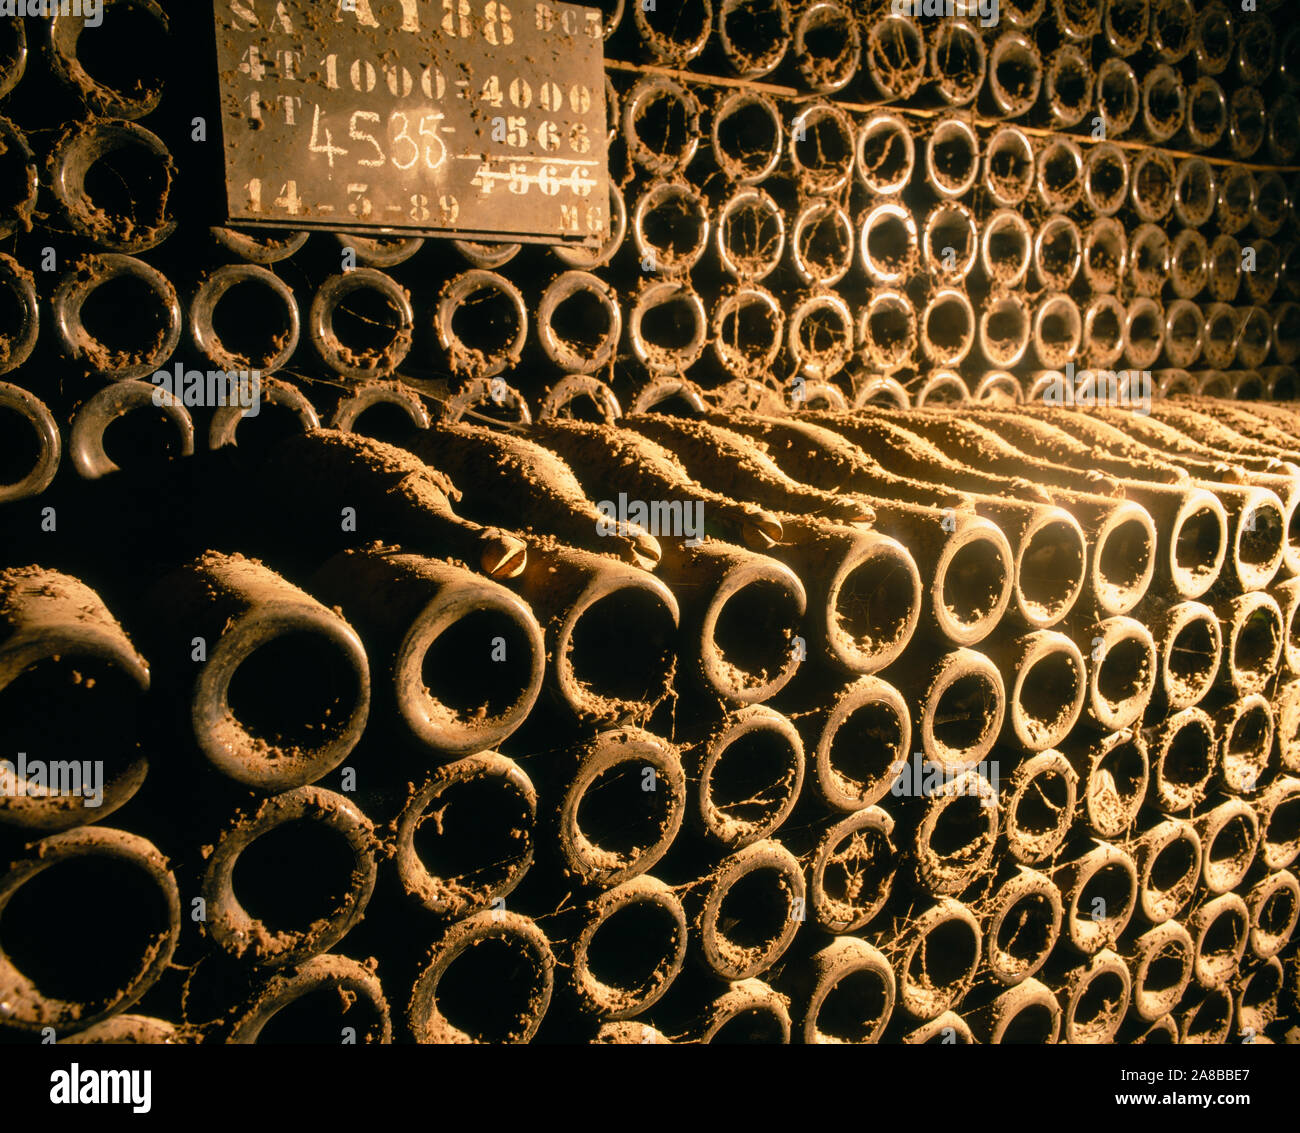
212,0,609,244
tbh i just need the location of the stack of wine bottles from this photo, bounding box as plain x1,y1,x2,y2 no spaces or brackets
1,1,1300,1045
2,397,1300,1044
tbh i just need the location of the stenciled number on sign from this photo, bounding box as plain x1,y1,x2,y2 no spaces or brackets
216,0,609,242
